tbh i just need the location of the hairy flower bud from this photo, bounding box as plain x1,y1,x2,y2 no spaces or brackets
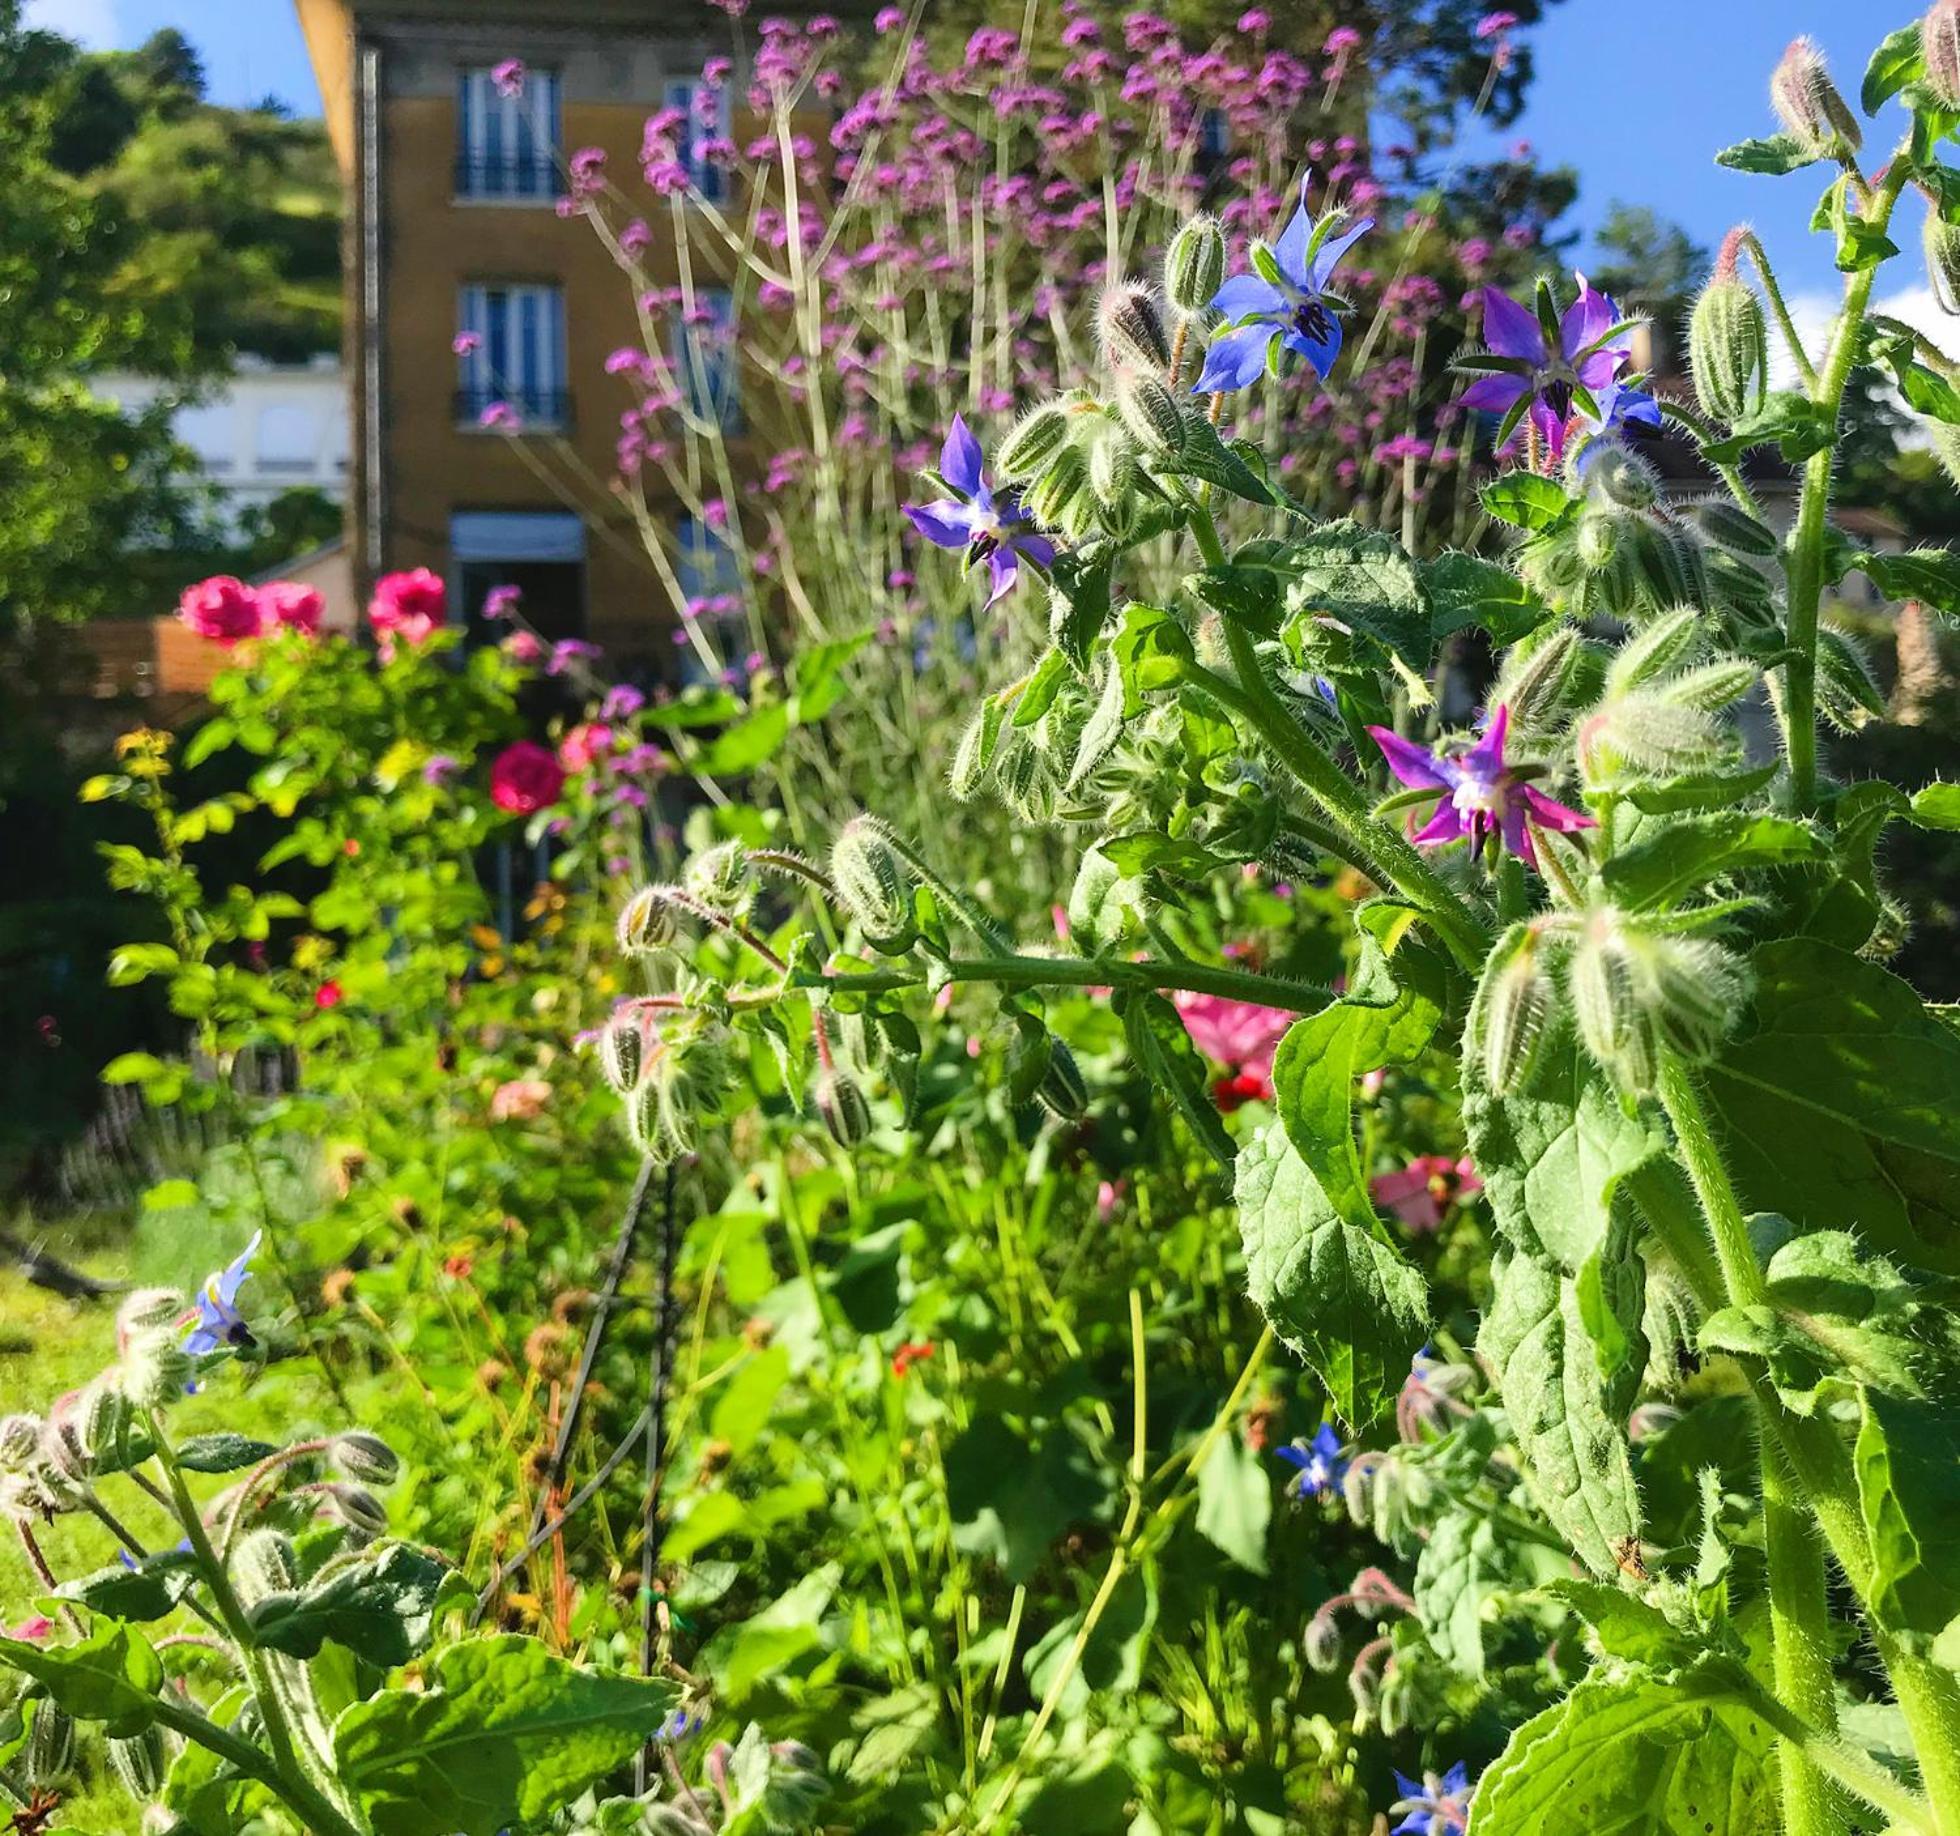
1574,507,1620,572
948,702,1002,801
233,1528,299,1606
1492,624,1587,735
1925,0,1960,110
1304,1605,1344,1673
601,1009,650,1094
1480,928,1555,1096
1769,37,1861,160
24,1699,74,1787
1927,212,1960,316
1113,371,1188,454
830,816,918,954
1692,497,1779,558
1641,935,1753,1061
1582,439,1660,512
815,1069,873,1147
80,1379,137,1469
629,1075,695,1164
1690,239,1768,423
109,1727,168,1801
1658,658,1758,712
1377,1663,1413,1737
1164,215,1228,318
1024,442,1091,530
1578,696,1727,790
0,1413,42,1471
618,885,680,955
1571,911,1659,1096
1608,607,1703,696
331,1431,400,1487
1097,281,1174,373
1087,427,1139,510
1817,625,1888,729
995,402,1073,481
686,840,751,915
1036,1038,1089,1119
118,1288,186,1339
323,1481,389,1538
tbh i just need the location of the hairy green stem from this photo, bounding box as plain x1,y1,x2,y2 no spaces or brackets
1781,160,1909,812
819,952,1336,1013
1764,1440,1849,1836
1655,1055,1765,1306
1738,1675,1935,1835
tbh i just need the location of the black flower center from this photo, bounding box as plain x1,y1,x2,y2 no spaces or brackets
1292,297,1335,346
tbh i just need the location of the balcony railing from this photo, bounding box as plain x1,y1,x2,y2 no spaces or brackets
453,154,559,201
454,387,572,432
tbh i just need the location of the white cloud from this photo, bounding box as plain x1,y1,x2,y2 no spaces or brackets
23,0,119,49
1773,282,1956,390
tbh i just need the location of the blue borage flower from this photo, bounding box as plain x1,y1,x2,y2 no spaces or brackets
1391,1762,1472,1835
1274,1422,1346,1498
903,416,1056,606
183,1231,261,1356
1193,176,1371,394
1458,274,1660,460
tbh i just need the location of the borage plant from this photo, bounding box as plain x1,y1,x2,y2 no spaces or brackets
611,13,1960,1833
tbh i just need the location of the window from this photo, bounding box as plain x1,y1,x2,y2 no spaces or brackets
457,284,568,428
664,78,731,203
670,288,739,430
457,67,561,201
451,510,587,643
255,401,318,474
673,513,746,684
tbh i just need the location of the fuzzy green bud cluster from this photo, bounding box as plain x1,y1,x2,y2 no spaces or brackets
1576,609,1758,792
815,1068,873,1147
1097,282,1174,374
108,1727,169,1802
617,884,681,955
1569,910,1753,1096
331,1430,401,1486
1690,235,1767,422
1769,37,1861,161
23,1698,74,1787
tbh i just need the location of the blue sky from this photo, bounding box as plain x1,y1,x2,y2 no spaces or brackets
30,0,1931,315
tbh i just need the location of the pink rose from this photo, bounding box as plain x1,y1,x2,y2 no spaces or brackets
1370,1155,1482,1232
489,741,566,815
490,1077,551,1122
369,568,447,654
503,630,544,664
1172,990,1294,1105
558,722,613,773
259,580,324,636
178,575,263,646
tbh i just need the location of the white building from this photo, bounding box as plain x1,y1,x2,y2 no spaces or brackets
99,355,350,529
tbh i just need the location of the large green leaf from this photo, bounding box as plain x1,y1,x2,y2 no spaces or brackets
1118,988,1237,1169
1601,812,1822,911
1461,1015,1663,1277
1468,1661,1771,1834
1424,552,1555,646
1193,1429,1272,1576
56,1552,200,1623
1275,519,1432,671
1863,23,1924,112
250,1543,456,1665
942,1414,1113,1582
1271,921,1444,1234
701,1565,840,1703
1855,1391,1960,1649
1480,1248,1644,1577
1236,1121,1428,1431
1703,939,1960,1275
0,1624,162,1736
1413,1514,1504,1679
334,1635,680,1836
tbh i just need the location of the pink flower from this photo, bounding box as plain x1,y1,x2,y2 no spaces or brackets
453,331,482,356
178,575,263,646
558,721,613,772
259,581,324,636
6,1615,53,1642
490,1077,551,1122
482,584,522,621
502,630,544,664
1370,1155,1481,1232
491,57,526,97
1237,8,1271,31
369,568,446,654
1172,990,1294,1106
489,741,566,815
315,980,344,1011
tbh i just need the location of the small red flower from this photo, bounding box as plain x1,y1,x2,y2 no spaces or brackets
489,741,567,815
443,1254,474,1280
315,981,344,1010
1211,1070,1270,1112
892,1340,935,1378
342,838,360,857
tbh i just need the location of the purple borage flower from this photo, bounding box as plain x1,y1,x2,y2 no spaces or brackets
183,1231,261,1355
1193,177,1371,394
1458,274,1660,460
1275,1422,1346,1499
903,415,1055,606
1391,1763,1472,1836
1368,704,1593,868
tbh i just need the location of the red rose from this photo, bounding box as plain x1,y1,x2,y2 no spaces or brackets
315,980,344,1010
489,741,566,815
178,575,264,646
368,568,447,653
